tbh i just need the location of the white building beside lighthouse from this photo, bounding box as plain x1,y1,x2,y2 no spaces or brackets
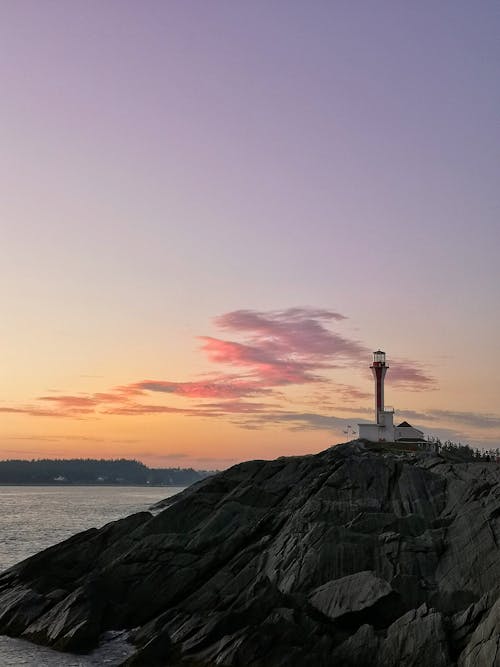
358,350,424,443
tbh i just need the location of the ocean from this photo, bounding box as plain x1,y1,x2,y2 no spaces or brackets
0,485,183,666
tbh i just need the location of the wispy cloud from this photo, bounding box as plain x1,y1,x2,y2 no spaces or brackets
129,376,272,399
231,410,345,432
100,403,188,416
1,307,438,432
193,400,275,414
9,434,104,442
386,360,437,390
429,409,500,429
214,307,366,363
38,395,98,412
0,406,70,418
398,408,500,430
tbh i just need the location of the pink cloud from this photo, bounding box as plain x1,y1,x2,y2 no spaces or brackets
199,337,324,386
214,308,367,361
34,395,98,416
194,308,373,391
130,376,271,399
386,359,436,390
101,403,189,416
194,400,274,414
93,391,136,401
108,385,146,398
38,395,97,407
333,385,372,402
1,307,437,425
0,406,80,418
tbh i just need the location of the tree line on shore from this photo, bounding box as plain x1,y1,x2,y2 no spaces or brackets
428,438,500,462
0,458,215,485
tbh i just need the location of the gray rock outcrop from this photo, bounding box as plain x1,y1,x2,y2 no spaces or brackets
309,570,394,621
0,440,499,665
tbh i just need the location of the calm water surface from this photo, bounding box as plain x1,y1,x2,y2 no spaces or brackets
0,485,183,665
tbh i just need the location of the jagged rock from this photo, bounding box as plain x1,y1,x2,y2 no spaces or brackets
377,603,450,667
22,582,104,652
0,441,499,666
308,570,394,621
458,597,500,667
450,590,495,656
331,623,379,666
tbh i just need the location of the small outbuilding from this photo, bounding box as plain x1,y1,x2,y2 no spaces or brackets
394,421,425,443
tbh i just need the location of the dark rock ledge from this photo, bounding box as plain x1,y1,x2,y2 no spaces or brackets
1,441,499,666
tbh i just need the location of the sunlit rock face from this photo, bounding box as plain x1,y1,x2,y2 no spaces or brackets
0,441,499,666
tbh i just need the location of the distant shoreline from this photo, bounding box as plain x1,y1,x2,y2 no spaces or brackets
0,482,187,487
0,458,214,486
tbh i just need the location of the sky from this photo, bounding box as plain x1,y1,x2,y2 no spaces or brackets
1,1,499,468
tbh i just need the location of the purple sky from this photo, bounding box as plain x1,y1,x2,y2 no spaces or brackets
1,1,499,466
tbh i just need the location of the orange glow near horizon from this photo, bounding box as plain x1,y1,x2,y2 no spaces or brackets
2,307,499,469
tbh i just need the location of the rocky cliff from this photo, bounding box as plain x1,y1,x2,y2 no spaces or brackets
0,441,499,666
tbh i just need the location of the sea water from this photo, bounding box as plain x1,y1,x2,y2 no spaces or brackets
0,485,182,665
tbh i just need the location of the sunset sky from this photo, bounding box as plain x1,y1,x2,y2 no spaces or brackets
2,1,499,468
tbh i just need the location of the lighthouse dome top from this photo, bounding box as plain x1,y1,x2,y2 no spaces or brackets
373,350,386,364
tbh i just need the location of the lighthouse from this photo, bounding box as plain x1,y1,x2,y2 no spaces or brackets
371,350,388,424
357,349,394,441
358,350,425,444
